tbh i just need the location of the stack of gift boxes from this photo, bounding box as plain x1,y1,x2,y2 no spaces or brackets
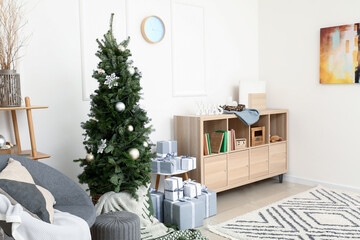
149,140,216,230
150,176,217,230
151,141,196,174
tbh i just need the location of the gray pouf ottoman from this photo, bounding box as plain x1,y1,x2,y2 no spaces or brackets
91,211,141,240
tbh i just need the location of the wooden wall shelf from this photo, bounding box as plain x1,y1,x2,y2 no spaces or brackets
174,109,288,192
0,97,50,160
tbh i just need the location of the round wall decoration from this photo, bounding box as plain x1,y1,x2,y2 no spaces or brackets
141,16,165,44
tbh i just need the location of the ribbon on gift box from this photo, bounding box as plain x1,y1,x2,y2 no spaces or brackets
183,179,201,198
201,185,210,218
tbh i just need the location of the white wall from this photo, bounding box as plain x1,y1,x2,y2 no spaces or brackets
259,0,360,190
0,0,259,184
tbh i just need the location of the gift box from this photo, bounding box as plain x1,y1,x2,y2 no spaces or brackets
150,189,164,222
164,177,183,191
164,177,184,201
164,198,204,230
183,181,202,198
180,156,196,171
157,141,177,158
198,188,217,218
151,158,176,174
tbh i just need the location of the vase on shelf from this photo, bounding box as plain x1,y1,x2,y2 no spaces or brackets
0,69,22,107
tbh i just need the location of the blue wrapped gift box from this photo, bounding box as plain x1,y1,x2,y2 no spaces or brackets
164,198,204,230
151,158,176,174
198,189,217,218
150,190,164,222
157,141,177,158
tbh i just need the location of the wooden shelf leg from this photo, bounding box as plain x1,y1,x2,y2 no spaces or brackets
10,110,21,153
25,97,37,159
155,175,161,190
184,172,189,180
278,174,283,183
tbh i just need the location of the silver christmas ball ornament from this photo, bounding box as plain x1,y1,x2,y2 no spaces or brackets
86,152,94,162
143,141,148,148
127,66,135,75
0,135,6,148
129,148,140,160
127,125,134,132
118,45,126,51
115,102,126,112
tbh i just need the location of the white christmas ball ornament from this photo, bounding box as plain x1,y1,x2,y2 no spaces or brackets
129,148,140,160
118,45,125,51
127,125,134,132
0,135,6,148
86,152,95,162
127,66,135,75
115,102,126,112
143,141,148,148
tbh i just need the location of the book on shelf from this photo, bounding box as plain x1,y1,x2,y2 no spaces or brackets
206,133,211,155
210,132,224,154
216,131,227,152
204,133,209,155
227,130,231,152
230,129,235,151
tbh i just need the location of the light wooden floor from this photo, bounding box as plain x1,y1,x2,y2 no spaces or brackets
198,178,313,239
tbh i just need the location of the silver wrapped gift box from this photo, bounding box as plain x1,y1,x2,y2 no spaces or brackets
198,188,217,218
150,189,164,222
156,140,177,158
151,157,176,174
164,198,204,230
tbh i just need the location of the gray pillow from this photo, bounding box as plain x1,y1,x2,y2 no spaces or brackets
0,158,55,223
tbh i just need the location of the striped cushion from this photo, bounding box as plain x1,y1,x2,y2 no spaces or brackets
0,158,55,223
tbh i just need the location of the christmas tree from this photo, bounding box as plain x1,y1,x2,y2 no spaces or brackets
75,14,154,199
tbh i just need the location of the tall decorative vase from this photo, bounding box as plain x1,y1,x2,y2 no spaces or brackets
0,70,21,107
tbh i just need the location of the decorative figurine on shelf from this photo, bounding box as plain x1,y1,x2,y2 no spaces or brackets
270,135,283,143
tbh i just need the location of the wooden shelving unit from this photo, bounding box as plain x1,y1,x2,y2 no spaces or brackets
0,97,50,160
174,109,288,192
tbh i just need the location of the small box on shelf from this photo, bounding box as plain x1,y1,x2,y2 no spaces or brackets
251,126,265,147
235,138,247,150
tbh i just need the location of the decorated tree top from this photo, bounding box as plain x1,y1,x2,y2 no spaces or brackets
74,14,154,199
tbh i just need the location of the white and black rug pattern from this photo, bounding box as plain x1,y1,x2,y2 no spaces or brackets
209,186,360,240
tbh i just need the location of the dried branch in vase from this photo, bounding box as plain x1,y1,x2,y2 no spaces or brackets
0,0,28,70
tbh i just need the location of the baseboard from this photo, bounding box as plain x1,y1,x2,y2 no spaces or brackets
283,175,360,193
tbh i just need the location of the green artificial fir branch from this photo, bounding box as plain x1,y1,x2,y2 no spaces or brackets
74,14,154,200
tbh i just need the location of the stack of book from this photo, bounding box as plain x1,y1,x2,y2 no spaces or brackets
204,129,237,155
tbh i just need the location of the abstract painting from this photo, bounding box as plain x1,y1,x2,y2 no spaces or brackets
320,23,360,84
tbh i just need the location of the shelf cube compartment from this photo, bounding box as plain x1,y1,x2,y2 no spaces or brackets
270,113,287,142
250,115,269,146
228,118,250,149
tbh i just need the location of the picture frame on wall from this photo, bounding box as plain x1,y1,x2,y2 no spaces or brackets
320,23,360,84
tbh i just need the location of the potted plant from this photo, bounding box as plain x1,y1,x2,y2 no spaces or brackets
0,0,27,107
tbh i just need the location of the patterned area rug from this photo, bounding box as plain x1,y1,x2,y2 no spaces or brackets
209,185,360,240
